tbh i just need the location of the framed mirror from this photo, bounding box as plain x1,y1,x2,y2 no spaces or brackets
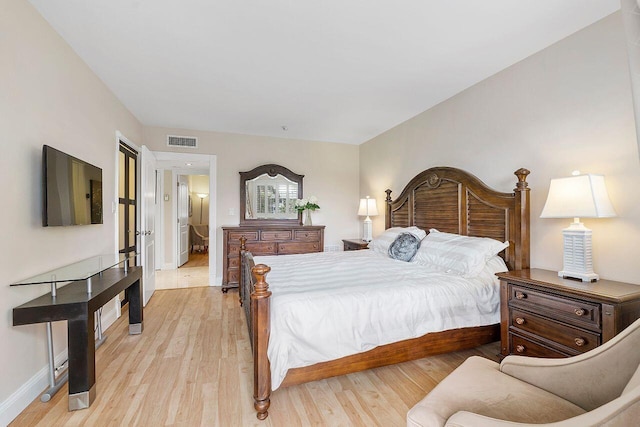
240,164,304,225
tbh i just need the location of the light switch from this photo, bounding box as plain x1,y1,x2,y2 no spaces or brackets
164,194,169,201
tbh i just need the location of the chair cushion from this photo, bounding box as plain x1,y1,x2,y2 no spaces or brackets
407,356,586,427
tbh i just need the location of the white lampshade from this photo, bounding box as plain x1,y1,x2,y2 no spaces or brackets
358,197,379,217
540,174,616,219
540,173,616,282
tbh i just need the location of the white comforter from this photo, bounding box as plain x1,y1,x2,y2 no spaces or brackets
253,250,502,390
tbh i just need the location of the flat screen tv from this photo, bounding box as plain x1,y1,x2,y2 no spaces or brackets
42,145,103,226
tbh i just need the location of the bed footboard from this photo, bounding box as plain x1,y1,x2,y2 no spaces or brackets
239,237,272,420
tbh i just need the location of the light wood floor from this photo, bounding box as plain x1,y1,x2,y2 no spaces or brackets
11,287,500,427
182,252,209,268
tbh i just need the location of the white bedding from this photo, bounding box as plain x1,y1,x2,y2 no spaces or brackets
253,250,503,390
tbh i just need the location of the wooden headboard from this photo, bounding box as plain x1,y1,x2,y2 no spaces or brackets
385,167,530,271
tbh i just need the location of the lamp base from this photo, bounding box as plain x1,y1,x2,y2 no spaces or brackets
558,270,599,282
560,220,599,282
362,217,373,242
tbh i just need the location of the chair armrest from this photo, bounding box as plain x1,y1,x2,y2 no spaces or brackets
445,412,541,427
192,227,208,239
500,320,640,410
446,387,640,427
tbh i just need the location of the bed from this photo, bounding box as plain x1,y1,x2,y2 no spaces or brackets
239,166,531,420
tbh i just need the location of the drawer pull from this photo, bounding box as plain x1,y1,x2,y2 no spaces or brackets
515,345,526,353
574,337,586,347
515,291,527,300
574,308,586,317
515,317,526,325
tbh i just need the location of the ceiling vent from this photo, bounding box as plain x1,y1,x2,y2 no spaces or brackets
167,135,198,148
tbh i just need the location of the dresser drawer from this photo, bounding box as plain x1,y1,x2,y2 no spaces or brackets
228,269,240,284
294,229,320,241
510,308,599,353
229,242,277,257
509,285,600,331
278,242,321,254
261,230,293,241
229,231,259,241
228,257,240,269
510,333,567,358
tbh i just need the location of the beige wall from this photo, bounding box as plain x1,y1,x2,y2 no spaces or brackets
360,12,640,284
0,0,142,413
142,127,360,281
189,175,210,226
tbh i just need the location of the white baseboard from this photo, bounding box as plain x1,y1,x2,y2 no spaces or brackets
0,297,121,426
0,347,68,427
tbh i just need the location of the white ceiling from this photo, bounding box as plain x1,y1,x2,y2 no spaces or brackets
29,0,620,145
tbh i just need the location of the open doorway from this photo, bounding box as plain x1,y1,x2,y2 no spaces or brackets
152,151,216,289
179,174,210,269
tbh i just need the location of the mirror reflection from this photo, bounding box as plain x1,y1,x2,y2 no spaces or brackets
245,173,299,220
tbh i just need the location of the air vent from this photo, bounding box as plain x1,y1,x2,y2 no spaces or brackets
167,135,198,148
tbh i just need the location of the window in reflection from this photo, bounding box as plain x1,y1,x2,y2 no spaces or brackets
246,174,298,219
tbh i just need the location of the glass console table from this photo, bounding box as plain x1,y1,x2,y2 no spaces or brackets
12,253,136,293
11,253,141,409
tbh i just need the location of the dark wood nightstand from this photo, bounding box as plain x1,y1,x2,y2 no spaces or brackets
342,238,370,251
497,269,640,359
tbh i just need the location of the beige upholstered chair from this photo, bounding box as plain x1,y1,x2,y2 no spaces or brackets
190,224,209,253
407,318,640,427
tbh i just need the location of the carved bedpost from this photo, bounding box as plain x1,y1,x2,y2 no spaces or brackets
385,189,392,229
251,263,272,420
513,168,531,270
239,237,247,306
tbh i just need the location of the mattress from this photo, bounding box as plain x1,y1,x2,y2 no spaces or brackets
253,249,503,389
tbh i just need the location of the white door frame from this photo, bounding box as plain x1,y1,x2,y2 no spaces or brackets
154,151,217,286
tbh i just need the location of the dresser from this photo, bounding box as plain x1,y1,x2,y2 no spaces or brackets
498,269,640,359
222,225,325,292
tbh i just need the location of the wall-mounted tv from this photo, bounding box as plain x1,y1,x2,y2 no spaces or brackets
42,145,103,226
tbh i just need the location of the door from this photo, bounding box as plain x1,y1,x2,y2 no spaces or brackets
118,142,138,307
177,175,189,267
140,146,157,306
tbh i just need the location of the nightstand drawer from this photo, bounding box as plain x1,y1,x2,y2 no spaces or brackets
510,334,567,358
509,284,600,331
510,308,599,353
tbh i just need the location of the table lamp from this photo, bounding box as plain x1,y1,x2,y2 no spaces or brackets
358,196,378,242
540,172,616,282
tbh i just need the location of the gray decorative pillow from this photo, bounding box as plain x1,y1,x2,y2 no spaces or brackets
388,232,421,262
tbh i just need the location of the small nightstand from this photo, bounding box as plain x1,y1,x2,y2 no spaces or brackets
498,269,640,359
342,238,370,251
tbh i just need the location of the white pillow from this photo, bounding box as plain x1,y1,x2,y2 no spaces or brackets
368,227,427,256
412,229,509,278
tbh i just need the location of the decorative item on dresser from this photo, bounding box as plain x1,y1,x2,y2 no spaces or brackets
342,238,370,251
221,225,325,293
498,268,640,359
